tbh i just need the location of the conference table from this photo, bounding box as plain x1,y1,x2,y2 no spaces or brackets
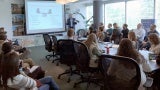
98,42,160,71
54,35,160,71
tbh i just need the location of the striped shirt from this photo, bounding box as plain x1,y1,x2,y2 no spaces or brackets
7,74,38,90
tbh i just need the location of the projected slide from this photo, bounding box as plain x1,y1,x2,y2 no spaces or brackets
25,1,65,34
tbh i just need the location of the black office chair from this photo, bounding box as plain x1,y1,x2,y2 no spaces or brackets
42,34,58,62
73,41,103,89
99,55,141,90
57,39,82,82
51,35,60,64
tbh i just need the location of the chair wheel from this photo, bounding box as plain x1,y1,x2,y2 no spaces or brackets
58,75,61,79
80,75,83,79
67,78,70,83
52,60,54,63
100,86,104,90
73,83,77,88
56,63,59,66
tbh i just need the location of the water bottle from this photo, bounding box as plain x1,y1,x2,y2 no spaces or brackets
106,47,109,54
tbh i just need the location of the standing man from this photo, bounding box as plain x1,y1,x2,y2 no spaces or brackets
66,14,78,30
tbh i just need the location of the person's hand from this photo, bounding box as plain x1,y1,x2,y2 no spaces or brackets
35,80,43,87
75,20,79,23
106,32,109,34
142,41,147,44
142,48,147,50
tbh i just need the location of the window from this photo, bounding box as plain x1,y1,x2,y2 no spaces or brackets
85,0,155,31
104,2,125,29
86,5,93,28
155,0,160,33
126,0,154,30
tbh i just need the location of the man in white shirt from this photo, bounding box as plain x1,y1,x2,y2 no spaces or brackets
66,14,79,30
134,23,146,42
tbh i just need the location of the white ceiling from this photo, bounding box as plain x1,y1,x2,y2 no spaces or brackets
73,0,134,4
72,0,110,5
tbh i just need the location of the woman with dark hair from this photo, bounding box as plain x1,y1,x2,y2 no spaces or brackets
110,23,121,44
2,41,31,59
86,27,94,36
1,42,12,54
108,38,151,90
97,26,105,42
1,51,59,90
0,31,7,54
121,24,129,38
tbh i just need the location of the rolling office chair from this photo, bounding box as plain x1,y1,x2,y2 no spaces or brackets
99,55,141,90
57,39,82,82
42,34,59,63
73,41,103,89
51,35,60,65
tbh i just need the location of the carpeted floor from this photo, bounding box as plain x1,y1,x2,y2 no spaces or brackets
27,45,101,90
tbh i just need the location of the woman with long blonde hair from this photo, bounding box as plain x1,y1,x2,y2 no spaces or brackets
83,33,102,68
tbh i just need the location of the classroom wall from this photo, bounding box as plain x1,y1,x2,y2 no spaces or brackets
0,0,24,39
0,0,87,47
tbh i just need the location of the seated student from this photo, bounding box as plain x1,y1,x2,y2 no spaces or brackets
83,33,102,68
0,27,30,59
106,23,113,37
0,27,8,54
97,26,105,42
107,38,151,90
128,31,138,49
110,23,121,44
1,42,12,54
105,23,113,42
2,42,44,79
148,33,160,54
65,28,77,40
140,24,159,50
2,42,24,57
1,51,59,90
121,24,129,38
133,23,146,43
147,24,159,37
2,40,30,60
86,27,94,36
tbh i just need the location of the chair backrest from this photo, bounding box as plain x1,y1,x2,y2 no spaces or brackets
43,34,52,52
51,35,57,46
57,39,77,65
73,41,90,72
100,54,141,90
51,35,58,52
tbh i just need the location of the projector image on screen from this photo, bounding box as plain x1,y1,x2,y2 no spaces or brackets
36,8,52,17
25,0,65,34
